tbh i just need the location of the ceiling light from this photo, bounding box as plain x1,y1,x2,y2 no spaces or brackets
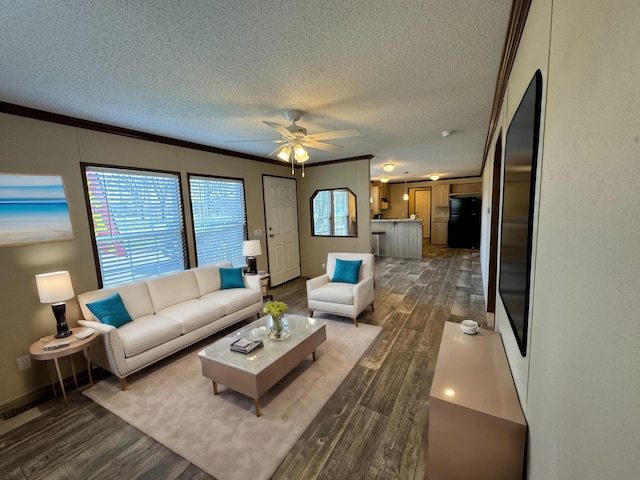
383,163,395,172
380,177,389,183
277,145,291,161
403,172,409,201
430,174,440,181
441,130,454,138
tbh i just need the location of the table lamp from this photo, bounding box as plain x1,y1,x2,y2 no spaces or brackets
242,240,262,275
35,271,75,338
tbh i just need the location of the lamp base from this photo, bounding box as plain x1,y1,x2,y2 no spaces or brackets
52,302,71,338
247,257,258,275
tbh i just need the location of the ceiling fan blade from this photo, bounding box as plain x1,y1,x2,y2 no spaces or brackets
304,140,343,152
263,121,292,138
306,128,362,141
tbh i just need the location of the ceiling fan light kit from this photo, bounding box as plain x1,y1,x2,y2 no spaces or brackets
230,109,362,178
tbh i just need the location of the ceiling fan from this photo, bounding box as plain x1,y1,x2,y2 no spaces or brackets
228,110,362,166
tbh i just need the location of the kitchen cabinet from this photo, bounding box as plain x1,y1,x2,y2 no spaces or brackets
370,185,380,215
450,182,482,195
434,184,450,207
432,221,447,245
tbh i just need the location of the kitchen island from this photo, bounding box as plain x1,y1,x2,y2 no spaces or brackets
371,219,423,258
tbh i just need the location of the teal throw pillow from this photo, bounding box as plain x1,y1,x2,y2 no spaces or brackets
86,293,133,328
220,267,245,289
331,259,363,284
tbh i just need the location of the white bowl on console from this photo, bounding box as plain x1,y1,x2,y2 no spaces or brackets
461,320,479,335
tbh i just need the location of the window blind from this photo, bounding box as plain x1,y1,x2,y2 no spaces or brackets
313,190,331,235
189,176,247,267
85,167,187,287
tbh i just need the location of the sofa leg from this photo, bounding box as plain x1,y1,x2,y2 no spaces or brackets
309,310,314,317
352,318,359,327
371,302,375,311
120,377,127,391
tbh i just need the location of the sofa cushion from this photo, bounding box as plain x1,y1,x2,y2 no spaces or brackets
117,315,182,358
220,267,245,289
331,259,362,284
192,261,232,296
78,280,154,323
203,288,262,316
146,271,200,312
85,293,133,328
156,297,225,334
307,282,355,306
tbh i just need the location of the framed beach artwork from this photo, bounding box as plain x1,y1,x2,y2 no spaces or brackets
0,173,74,247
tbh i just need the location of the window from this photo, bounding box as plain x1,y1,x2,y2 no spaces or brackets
311,188,358,237
189,175,247,267
85,166,187,287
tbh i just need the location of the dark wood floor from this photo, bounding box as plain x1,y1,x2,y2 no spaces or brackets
0,244,486,480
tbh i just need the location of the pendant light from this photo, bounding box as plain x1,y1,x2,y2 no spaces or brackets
403,172,409,201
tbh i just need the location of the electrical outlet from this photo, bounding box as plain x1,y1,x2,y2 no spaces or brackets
322,263,326,269
17,355,31,371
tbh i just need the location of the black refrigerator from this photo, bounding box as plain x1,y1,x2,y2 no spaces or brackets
448,196,481,248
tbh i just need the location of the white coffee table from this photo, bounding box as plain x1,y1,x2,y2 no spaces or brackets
198,314,326,416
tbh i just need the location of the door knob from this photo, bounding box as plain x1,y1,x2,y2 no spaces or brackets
269,234,275,238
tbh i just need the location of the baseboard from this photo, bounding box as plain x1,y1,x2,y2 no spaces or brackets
0,368,102,420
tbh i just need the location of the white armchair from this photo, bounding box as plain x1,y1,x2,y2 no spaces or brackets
307,252,375,327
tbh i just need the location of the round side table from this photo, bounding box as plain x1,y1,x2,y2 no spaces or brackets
30,327,99,405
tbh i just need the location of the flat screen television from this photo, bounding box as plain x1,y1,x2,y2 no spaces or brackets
498,70,543,357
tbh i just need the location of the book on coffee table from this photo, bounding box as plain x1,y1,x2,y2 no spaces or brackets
230,337,263,354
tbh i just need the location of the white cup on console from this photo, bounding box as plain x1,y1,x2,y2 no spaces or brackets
461,319,479,335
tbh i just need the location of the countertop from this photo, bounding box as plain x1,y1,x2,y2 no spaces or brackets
371,218,422,222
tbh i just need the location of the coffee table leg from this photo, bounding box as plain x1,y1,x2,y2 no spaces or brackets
312,350,317,361
254,398,261,417
212,381,218,395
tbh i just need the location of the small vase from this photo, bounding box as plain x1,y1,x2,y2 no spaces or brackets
268,314,290,341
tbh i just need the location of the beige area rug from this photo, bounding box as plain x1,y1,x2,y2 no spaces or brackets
84,320,381,480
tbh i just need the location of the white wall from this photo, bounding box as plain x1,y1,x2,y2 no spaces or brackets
484,0,640,478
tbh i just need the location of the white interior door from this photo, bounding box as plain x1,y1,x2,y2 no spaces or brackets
415,189,431,238
263,175,301,286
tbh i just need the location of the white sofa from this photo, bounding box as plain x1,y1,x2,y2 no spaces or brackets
307,252,375,327
77,262,263,390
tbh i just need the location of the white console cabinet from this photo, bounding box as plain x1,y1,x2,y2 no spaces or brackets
428,322,527,480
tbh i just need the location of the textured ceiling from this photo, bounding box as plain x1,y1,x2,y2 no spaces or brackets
0,0,512,182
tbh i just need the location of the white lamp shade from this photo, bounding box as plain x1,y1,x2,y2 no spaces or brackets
35,271,74,303
277,145,291,161
242,240,262,257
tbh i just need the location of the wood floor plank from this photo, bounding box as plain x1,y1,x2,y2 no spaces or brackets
316,404,389,480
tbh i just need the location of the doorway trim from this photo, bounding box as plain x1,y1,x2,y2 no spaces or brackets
487,132,503,313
